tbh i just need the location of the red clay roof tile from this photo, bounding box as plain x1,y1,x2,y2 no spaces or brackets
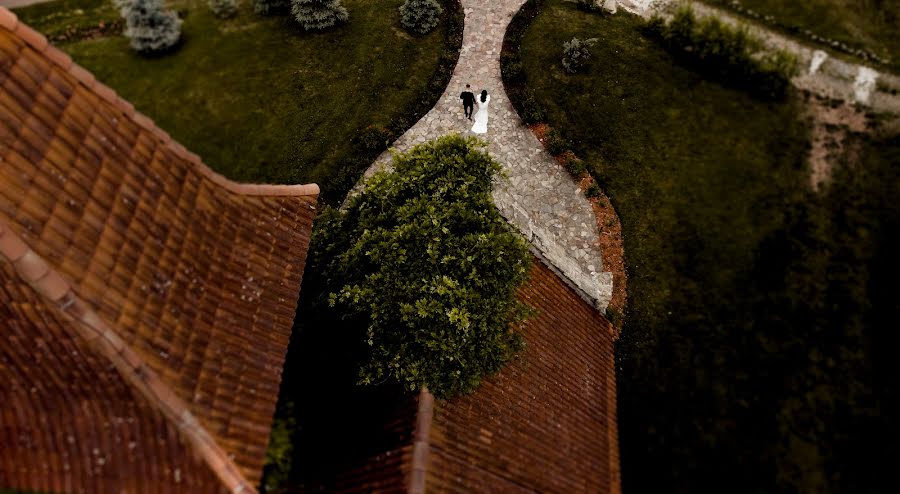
14,22,45,51
31,269,69,301
12,249,49,281
0,227,28,260
91,81,118,106
42,45,72,70
0,8,16,31
0,10,318,494
67,62,95,87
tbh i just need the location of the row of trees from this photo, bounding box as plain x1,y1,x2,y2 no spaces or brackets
118,0,445,55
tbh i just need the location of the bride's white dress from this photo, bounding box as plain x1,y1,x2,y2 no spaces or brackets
471,95,490,134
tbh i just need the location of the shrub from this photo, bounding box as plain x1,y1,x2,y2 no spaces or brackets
119,0,182,54
562,37,598,74
576,0,597,12
355,125,394,153
209,0,238,18
253,0,289,15
566,155,587,176
642,7,796,100
605,306,623,327
502,0,548,124
292,0,348,30
444,0,464,46
641,15,667,39
312,135,532,399
512,87,547,124
500,52,524,82
585,182,602,198
545,128,570,155
399,0,443,35
261,403,296,494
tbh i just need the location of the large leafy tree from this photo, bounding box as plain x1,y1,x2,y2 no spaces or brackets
310,135,532,399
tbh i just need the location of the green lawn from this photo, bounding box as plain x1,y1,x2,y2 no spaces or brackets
706,0,900,72
516,1,898,492
14,0,457,202
13,0,119,38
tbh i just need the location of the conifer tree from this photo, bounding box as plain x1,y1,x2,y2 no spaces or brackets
291,0,348,30
118,0,182,54
399,0,443,35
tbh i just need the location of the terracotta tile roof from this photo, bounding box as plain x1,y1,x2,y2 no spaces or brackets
425,261,621,493
298,261,621,493
0,8,318,494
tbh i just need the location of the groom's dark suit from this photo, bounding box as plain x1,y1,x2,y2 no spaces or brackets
460,90,475,119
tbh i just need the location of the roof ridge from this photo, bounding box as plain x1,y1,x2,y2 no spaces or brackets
408,388,434,494
0,221,258,494
0,7,319,199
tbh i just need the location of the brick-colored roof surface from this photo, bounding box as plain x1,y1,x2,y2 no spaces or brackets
297,260,621,493
425,261,621,493
0,8,318,494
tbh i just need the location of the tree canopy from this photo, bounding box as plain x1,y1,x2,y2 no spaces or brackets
309,134,532,399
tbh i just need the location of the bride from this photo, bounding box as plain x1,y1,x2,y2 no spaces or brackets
471,90,490,134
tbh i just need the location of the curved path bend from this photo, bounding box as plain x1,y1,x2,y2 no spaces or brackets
362,0,615,311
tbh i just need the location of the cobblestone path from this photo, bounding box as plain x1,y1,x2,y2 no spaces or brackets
361,0,615,311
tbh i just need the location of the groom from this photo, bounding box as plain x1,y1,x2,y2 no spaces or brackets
460,84,475,121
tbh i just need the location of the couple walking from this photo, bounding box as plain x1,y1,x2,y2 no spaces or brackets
460,84,490,134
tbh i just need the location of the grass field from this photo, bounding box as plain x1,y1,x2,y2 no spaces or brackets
13,0,457,202
13,0,119,37
516,1,898,492
706,0,900,72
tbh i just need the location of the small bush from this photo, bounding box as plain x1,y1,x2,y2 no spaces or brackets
119,0,181,55
444,0,464,46
292,0,348,30
641,15,667,39
261,403,296,493
399,0,443,35
356,125,394,153
562,37,598,74
585,182,602,198
545,128,570,155
500,52,525,82
605,306,623,327
209,0,238,18
512,87,547,124
566,155,587,176
642,7,796,100
576,0,597,12
253,0,289,15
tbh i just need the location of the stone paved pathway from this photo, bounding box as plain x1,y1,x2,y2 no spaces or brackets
359,0,614,311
